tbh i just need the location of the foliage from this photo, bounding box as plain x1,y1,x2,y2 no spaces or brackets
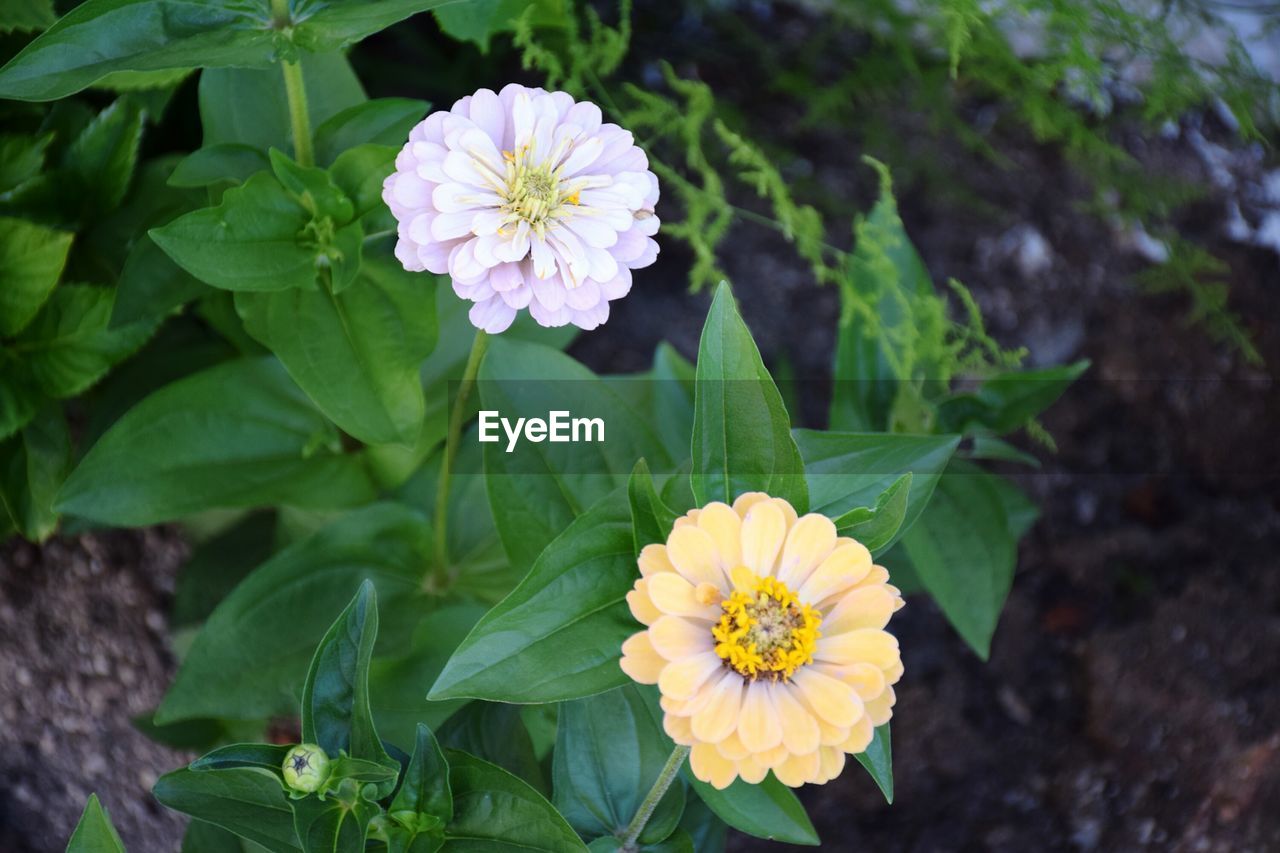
0,0,1124,849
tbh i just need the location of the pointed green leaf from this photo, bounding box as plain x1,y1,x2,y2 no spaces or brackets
314,98,428,166
691,282,806,510
56,358,375,526
154,768,301,853
301,581,396,782
66,794,125,853
0,405,70,541
392,723,452,823
443,750,588,852
854,724,893,803
438,702,545,794
235,256,437,446
430,490,636,703
169,144,271,189
628,458,677,555
0,216,72,336
831,472,911,553
191,743,292,775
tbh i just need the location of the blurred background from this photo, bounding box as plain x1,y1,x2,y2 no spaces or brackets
2,0,1278,849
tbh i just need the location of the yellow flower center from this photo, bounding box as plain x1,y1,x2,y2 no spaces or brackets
712,572,821,681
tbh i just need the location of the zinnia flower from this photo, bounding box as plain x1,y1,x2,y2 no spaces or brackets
383,84,660,333
620,493,905,789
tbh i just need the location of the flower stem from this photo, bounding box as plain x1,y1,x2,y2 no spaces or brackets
433,330,490,577
280,59,313,167
619,744,690,851
271,1,313,168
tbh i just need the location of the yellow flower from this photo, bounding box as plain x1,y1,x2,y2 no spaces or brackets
619,493,905,790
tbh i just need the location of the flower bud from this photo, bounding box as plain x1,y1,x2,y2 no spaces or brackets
282,743,331,793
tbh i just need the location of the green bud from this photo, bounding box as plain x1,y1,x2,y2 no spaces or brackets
282,743,331,793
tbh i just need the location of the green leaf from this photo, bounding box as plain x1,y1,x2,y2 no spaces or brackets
301,581,396,782
314,98,427,166
691,282,807,511
443,750,588,852
434,0,565,52
430,490,636,703
199,51,364,154
438,702,545,793
291,779,380,853
328,143,396,221
181,819,255,853
0,0,54,34
367,604,486,747
989,472,1039,540
936,361,1089,435
0,216,72,336
110,234,208,328
554,685,685,845
830,473,911,553
794,430,958,552
173,511,276,627
901,461,1015,658
0,131,52,193
479,337,673,572
56,358,375,526
156,504,431,724
677,796,726,853
66,794,125,853
0,375,39,442
854,724,893,803
64,99,143,219
236,255,437,445
393,723,453,823
269,148,354,222
150,172,318,292
628,459,677,555
12,284,155,399
192,742,292,775
169,144,271,189
0,404,70,541
687,773,818,846
154,767,302,853
0,1,457,101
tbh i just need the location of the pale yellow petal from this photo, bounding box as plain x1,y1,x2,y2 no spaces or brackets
852,565,890,589
619,632,665,684
772,681,821,756
821,585,896,633
791,668,861,728
736,681,783,752
737,755,768,784
658,652,721,701
776,513,838,589
696,502,743,570
673,508,700,529
626,580,662,626
817,720,849,747
665,525,726,588
690,741,738,790
841,714,874,754
843,662,887,701
663,711,693,745
816,747,846,783
649,614,711,661
715,732,750,761
755,743,791,768
770,497,799,529
864,685,896,726
773,750,820,787
647,572,721,620
731,491,771,517
638,543,676,578
799,541,873,606
883,660,905,685
815,628,899,670
691,672,744,744
740,501,786,576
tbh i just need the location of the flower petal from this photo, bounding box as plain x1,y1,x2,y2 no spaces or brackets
619,632,664,684
736,681,783,753
776,513,837,589
740,500,787,576
690,742,738,790
791,668,862,729
665,525,727,589
691,672,744,744
657,652,722,702
649,615,710,661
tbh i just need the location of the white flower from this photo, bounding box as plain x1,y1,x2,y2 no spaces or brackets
383,84,661,333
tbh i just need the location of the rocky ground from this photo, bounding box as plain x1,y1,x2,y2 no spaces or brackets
2,3,1279,850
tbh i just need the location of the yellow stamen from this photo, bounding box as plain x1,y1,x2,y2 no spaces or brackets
711,570,821,681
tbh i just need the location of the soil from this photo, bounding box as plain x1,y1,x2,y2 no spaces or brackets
3,3,1279,851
